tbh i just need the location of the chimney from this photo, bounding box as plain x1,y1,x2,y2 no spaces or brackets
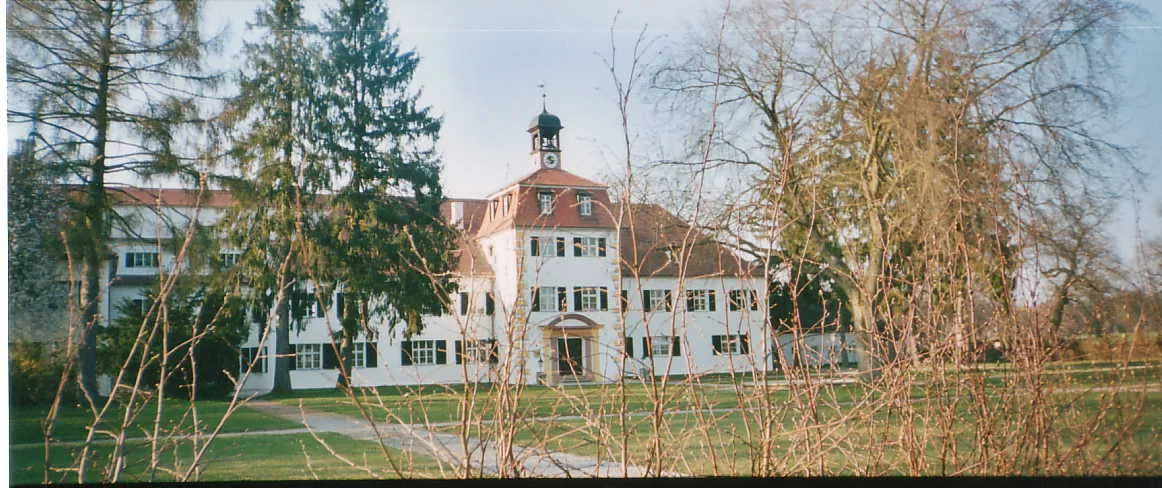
450,201,464,229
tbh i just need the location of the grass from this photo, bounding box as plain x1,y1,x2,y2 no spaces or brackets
9,398,302,445
8,433,448,484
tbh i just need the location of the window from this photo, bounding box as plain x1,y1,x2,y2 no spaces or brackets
573,237,606,257
240,347,267,373
685,289,716,311
729,289,761,311
412,340,436,365
456,339,499,364
624,337,634,358
646,336,681,357
352,342,366,368
220,251,241,268
532,286,566,312
129,298,150,316
125,252,160,268
573,286,608,312
459,292,469,315
530,236,566,257
485,292,495,316
538,192,554,215
502,194,511,216
620,289,629,314
577,193,593,216
295,343,322,370
642,289,672,312
712,334,749,355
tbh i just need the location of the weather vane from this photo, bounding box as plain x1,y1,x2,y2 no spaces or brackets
537,83,547,110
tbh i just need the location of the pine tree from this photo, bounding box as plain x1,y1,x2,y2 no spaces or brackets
313,0,454,388
220,0,321,394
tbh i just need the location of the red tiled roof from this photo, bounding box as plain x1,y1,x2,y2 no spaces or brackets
512,168,607,190
108,187,236,208
619,203,760,278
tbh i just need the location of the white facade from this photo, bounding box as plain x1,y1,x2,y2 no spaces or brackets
99,114,773,392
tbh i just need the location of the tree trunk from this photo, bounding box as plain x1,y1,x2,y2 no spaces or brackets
271,275,294,394
77,0,115,401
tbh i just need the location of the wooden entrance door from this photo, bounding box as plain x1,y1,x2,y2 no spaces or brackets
557,337,584,376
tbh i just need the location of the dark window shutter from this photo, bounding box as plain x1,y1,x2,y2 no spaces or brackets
486,293,495,315
288,344,298,370
598,238,607,257
488,340,499,364
401,341,413,366
664,290,673,311
712,335,723,355
625,337,634,358
620,290,628,313
556,237,566,256
573,237,582,256
574,288,583,312
708,290,717,311
531,288,541,312
459,292,469,315
125,253,132,267
455,340,463,364
557,287,568,311
672,337,682,356
336,293,345,318
642,290,652,312
366,342,378,368
315,295,325,318
740,335,750,354
323,344,337,369
530,236,540,256
643,337,651,358
599,287,608,311
435,340,448,364
750,290,759,310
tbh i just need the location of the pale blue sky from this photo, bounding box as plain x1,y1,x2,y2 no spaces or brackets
34,0,1162,262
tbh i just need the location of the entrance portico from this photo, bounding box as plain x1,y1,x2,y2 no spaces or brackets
540,314,602,384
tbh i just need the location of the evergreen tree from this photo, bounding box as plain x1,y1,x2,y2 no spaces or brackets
313,0,454,387
220,0,321,394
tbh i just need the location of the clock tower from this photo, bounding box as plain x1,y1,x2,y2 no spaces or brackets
528,107,563,170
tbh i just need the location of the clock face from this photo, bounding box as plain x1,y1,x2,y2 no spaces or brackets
543,153,560,168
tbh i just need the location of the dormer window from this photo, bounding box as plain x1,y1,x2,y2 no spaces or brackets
538,191,554,215
577,193,593,216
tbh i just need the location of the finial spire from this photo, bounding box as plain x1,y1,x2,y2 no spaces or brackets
537,83,547,111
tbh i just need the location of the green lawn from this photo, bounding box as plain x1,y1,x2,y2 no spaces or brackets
9,433,448,484
10,398,301,445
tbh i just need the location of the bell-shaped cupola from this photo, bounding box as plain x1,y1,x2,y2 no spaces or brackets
528,107,563,169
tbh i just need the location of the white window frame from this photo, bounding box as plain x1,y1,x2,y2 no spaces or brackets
579,287,600,312
352,342,366,368
650,336,673,357
411,340,436,365
646,289,670,311
538,192,554,215
578,237,602,257
578,194,593,216
125,251,160,268
296,343,322,370
686,290,709,311
720,335,743,355
220,251,241,268
464,340,494,363
538,287,560,312
538,236,556,257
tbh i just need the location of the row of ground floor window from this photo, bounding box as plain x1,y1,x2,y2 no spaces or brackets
240,333,852,377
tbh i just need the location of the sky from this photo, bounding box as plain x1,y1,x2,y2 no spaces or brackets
11,0,1162,262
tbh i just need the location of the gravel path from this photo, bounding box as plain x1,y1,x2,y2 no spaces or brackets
244,399,680,477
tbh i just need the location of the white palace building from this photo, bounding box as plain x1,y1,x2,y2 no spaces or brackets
101,110,774,392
